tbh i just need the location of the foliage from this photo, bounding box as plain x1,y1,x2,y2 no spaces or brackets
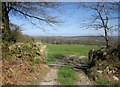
1,23,34,43
2,42,47,64
2,29,11,42
8,23,31,43
57,66,79,85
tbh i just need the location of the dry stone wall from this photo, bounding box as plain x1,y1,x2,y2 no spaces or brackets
8,42,47,64
87,46,120,82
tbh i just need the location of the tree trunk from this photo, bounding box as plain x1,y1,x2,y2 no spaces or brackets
2,2,10,41
104,27,109,48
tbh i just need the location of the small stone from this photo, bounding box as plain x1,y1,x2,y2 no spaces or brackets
113,76,119,81
109,70,112,74
103,52,107,55
97,70,103,74
112,69,116,73
106,66,109,69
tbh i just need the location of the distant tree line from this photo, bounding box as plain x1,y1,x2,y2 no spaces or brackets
33,36,118,46
33,37,117,46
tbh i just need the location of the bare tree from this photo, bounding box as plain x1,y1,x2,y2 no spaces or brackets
2,2,60,41
79,2,119,48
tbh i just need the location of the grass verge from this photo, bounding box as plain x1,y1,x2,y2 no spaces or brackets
97,78,120,86
57,66,79,85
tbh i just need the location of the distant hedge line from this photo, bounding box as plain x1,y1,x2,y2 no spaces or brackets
33,37,118,46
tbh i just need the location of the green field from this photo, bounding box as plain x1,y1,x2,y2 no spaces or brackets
46,44,100,64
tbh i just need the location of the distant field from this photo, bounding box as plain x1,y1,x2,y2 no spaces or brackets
33,36,118,46
46,44,100,64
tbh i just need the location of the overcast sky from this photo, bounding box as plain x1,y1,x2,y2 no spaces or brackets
9,2,118,36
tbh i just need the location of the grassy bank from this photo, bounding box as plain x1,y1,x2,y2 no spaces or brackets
57,66,79,85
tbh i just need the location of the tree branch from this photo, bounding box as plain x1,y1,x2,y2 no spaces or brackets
11,7,47,21
100,35,107,41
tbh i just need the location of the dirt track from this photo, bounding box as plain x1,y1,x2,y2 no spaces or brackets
40,55,93,85
40,67,59,85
